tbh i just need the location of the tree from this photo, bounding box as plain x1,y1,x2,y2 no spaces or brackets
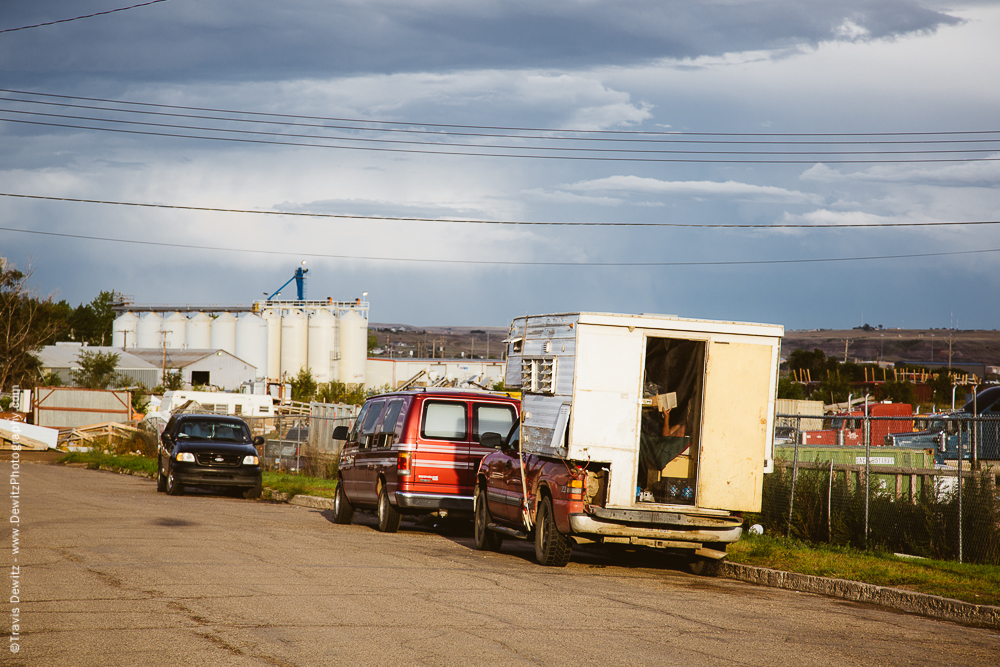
367,332,379,354
0,261,64,391
162,370,184,390
777,376,805,400
66,290,116,345
316,380,367,405
289,367,318,402
71,350,123,389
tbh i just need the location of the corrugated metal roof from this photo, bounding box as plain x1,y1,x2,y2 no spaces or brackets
39,345,158,370
128,348,248,367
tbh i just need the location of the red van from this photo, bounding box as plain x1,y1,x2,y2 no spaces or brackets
332,389,520,532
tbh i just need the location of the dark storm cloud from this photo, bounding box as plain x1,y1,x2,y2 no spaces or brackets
0,0,962,83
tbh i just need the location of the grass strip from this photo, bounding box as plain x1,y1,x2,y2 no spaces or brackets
728,533,1000,607
56,451,339,498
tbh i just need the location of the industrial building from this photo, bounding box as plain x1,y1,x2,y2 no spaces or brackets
112,295,369,387
366,357,505,390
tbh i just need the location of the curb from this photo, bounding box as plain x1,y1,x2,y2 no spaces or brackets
287,494,336,510
720,561,1000,629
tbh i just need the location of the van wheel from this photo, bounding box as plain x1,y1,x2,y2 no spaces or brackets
474,487,503,552
377,485,401,533
333,480,354,525
534,496,571,566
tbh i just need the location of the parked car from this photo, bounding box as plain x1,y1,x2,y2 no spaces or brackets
157,413,264,498
331,389,520,532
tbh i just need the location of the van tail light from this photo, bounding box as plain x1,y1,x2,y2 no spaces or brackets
397,452,412,476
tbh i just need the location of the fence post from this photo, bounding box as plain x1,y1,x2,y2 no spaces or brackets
828,456,834,544
957,419,964,563
863,413,870,549
787,416,801,538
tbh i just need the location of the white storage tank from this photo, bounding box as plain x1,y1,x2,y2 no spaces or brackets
308,308,337,384
235,312,266,379
187,312,212,349
280,309,308,380
112,311,139,349
162,312,188,349
338,308,367,386
210,312,238,356
136,312,163,349
263,309,282,380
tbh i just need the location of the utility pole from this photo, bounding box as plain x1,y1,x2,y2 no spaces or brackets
843,339,851,363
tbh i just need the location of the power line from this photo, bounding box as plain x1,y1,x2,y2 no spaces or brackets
4,116,999,165
3,94,1000,147
3,192,1000,229
1,225,998,267
0,1,169,34
3,105,999,158
3,87,999,139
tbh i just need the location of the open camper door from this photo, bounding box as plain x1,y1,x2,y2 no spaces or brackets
696,339,777,512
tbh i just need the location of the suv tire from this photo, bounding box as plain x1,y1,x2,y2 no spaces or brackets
377,484,401,533
474,486,503,552
242,479,262,500
534,496,571,567
166,470,184,497
333,480,354,525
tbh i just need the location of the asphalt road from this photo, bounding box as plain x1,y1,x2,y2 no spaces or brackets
3,463,999,667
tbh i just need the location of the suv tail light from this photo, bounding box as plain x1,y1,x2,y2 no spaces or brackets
397,452,412,476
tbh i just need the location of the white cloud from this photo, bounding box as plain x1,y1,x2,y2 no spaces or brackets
564,175,824,204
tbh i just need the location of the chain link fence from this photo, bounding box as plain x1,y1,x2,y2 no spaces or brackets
247,402,360,478
758,413,1000,564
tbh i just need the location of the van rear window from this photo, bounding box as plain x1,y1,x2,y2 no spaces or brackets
474,404,516,442
422,402,467,440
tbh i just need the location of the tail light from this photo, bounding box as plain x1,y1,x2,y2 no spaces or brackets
397,452,412,476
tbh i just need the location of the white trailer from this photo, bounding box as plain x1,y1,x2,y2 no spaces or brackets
503,312,783,548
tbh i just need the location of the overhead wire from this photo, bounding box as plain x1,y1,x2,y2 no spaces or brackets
3,192,1000,229
0,1,169,34
1,225,998,267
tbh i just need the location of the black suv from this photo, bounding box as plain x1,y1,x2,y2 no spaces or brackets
157,413,264,498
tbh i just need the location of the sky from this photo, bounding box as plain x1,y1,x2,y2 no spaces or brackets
2,0,999,330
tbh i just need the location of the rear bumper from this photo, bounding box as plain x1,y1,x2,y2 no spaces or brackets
395,492,473,512
569,510,743,545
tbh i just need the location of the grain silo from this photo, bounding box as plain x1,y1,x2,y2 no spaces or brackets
235,312,266,379
136,312,163,349
308,308,337,383
338,308,367,386
186,312,212,349
162,312,188,349
263,309,282,380
280,309,308,379
210,312,238,356
112,311,139,349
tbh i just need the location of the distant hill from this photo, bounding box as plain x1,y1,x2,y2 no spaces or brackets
783,328,1000,368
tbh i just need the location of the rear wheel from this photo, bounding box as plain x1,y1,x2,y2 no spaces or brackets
377,484,401,533
333,479,354,524
474,486,503,552
534,496,571,567
166,470,184,496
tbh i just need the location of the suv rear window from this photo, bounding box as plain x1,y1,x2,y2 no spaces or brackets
421,402,467,440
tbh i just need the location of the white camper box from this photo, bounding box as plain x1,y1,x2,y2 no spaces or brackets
505,312,783,514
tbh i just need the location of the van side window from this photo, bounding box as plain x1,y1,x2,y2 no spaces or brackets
348,403,371,443
360,401,386,449
421,402,467,441
473,404,516,442
377,400,404,448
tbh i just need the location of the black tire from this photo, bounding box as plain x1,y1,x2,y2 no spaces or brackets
377,484,401,533
534,496,571,567
166,469,184,496
156,466,166,493
242,479,262,500
474,486,503,552
689,556,723,577
333,479,354,525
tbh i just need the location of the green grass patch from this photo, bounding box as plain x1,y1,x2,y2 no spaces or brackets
728,533,1000,607
262,472,339,499
58,451,157,475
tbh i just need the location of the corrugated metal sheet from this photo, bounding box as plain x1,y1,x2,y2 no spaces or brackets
33,387,131,428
